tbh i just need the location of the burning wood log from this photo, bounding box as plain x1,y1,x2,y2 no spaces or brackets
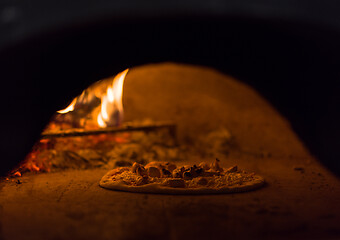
41,121,177,139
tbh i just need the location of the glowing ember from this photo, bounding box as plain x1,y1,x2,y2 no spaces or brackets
13,171,21,177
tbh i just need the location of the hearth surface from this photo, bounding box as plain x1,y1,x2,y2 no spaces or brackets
0,64,339,239
0,156,339,240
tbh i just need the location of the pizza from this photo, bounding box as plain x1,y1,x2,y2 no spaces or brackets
99,159,265,194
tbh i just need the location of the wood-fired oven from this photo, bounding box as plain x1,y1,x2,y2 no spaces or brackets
0,1,339,239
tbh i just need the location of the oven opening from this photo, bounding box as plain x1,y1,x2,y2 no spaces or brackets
11,63,273,178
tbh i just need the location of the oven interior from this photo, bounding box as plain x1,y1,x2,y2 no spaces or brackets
0,7,340,240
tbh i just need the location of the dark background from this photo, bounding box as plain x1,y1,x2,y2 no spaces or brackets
0,0,339,176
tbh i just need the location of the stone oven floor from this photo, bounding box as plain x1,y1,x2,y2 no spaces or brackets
0,156,339,240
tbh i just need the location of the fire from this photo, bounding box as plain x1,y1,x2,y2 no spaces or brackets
11,69,130,177
56,69,129,128
97,69,128,128
56,90,87,115
57,97,78,114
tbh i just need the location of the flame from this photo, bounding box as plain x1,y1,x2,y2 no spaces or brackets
56,69,128,128
57,97,78,114
97,69,129,128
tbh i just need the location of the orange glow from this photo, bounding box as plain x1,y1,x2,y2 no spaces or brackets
13,171,21,177
97,69,129,128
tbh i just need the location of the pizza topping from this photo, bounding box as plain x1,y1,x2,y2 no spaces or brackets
183,165,191,170
165,162,177,172
136,175,149,185
132,162,141,173
211,158,223,172
161,168,172,177
202,169,220,177
199,162,210,170
191,165,205,177
136,165,147,176
196,177,208,185
107,167,130,176
183,170,192,180
226,165,238,173
145,161,177,174
172,168,183,178
147,166,161,178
